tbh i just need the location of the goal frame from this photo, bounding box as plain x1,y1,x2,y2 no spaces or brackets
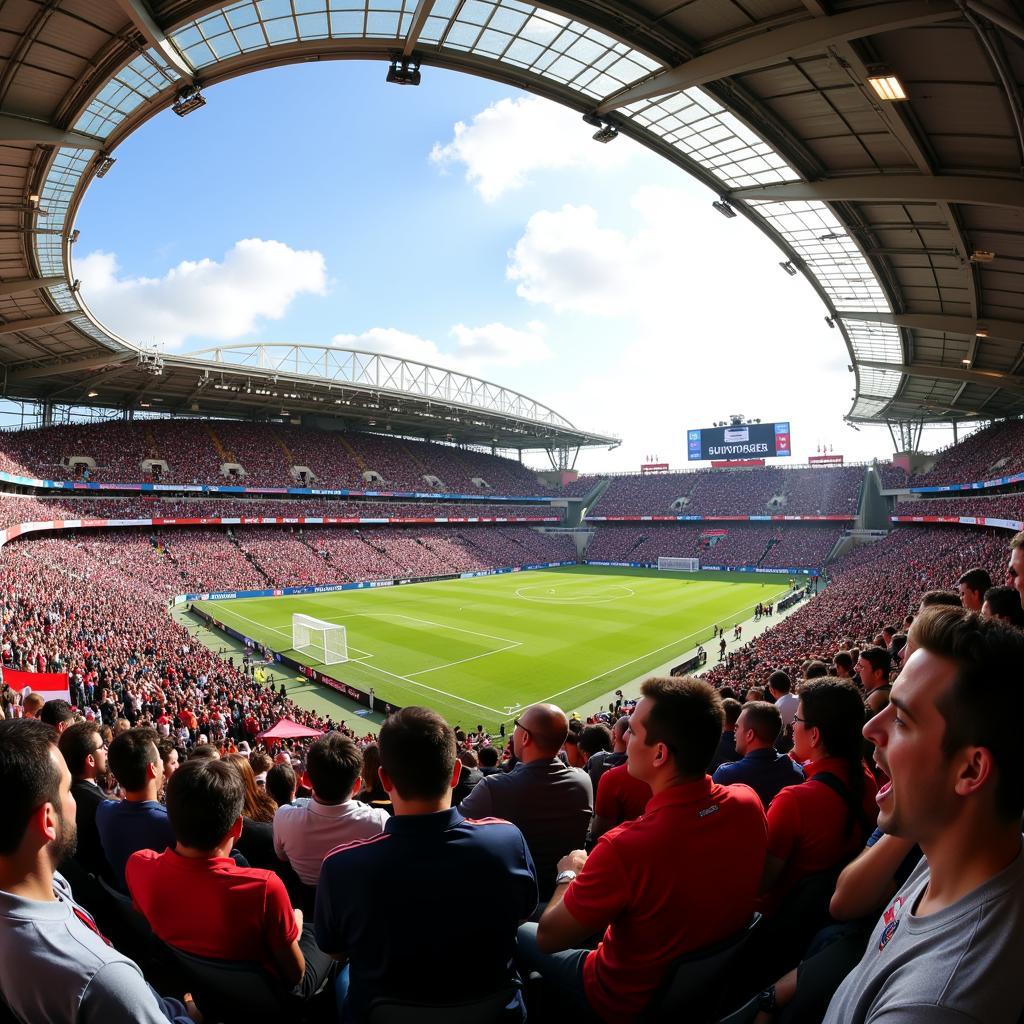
657,556,700,572
292,613,348,665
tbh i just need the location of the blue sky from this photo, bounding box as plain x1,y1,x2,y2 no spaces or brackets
73,59,950,471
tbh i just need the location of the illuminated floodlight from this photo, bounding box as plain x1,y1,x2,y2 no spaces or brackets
867,74,907,101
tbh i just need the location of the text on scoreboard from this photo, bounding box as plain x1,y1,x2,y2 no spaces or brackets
687,422,791,461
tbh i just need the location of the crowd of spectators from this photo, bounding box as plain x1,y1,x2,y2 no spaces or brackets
585,523,843,568
892,496,1024,521
589,465,863,517
0,420,562,494
907,419,1024,487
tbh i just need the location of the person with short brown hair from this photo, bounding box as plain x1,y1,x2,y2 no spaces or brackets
520,677,767,1021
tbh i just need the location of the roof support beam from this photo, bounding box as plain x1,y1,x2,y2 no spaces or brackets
0,313,78,337
838,310,1024,344
859,359,1024,398
595,0,958,113
0,112,105,150
729,174,1024,208
7,352,133,382
402,0,437,56
112,0,194,78
0,276,65,298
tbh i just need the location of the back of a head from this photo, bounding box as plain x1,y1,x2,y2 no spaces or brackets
640,676,723,778
40,700,75,729
579,723,612,757
741,701,782,745
722,698,743,728
983,586,1024,628
188,743,219,761
478,745,499,769
22,693,45,718
265,762,297,806
166,758,245,851
804,661,829,680
0,719,62,856
108,727,159,792
306,732,362,803
798,677,865,760
379,706,456,801
522,703,569,756
920,589,962,610
58,722,101,778
912,606,1024,821
768,670,792,694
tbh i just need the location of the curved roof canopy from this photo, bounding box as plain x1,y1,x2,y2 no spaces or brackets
0,0,1022,436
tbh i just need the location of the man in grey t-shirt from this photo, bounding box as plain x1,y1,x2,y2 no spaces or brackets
0,719,193,1024
823,608,1024,1024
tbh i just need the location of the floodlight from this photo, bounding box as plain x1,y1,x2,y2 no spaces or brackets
69,229,80,243
962,358,972,365
172,83,206,117
867,74,907,102
779,261,798,276
87,390,98,398
386,60,421,86
975,328,988,338
28,194,39,203
712,200,737,219
824,316,836,329
95,154,116,178
592,124,619,143
970,250,995,262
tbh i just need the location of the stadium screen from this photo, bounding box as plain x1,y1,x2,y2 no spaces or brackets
687,422,791,461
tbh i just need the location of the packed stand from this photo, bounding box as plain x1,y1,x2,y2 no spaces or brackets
892,496,1024,521
909,418,1024,487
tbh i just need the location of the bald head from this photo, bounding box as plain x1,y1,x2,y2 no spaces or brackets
611,715,630,751
516,703,569,760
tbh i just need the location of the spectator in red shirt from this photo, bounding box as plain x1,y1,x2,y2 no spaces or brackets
126,758,335,1001
590,762,650,842
518,677,767,1023
760,678,878,916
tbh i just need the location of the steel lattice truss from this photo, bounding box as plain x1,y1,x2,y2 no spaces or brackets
1,0,1023,446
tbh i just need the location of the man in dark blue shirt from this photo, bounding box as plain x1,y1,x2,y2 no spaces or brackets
712,701,804,808
316,707,538,1020
96,727,174,891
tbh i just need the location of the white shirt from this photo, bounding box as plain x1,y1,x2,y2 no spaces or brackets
775,691,800,727
273,797,389,885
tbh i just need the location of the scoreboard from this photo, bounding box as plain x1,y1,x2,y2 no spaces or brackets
687,422,791,461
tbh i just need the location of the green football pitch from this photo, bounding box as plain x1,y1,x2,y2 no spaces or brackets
206,566,791,732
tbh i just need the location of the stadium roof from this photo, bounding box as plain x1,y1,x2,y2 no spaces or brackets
0,0,1022,438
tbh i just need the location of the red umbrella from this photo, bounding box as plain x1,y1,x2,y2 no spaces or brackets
256,717,325,741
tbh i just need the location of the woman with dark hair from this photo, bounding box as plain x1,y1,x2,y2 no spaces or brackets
760,677,878,912
222,753,279,871
354,742,389,806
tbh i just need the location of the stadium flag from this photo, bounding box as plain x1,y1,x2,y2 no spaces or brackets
8,669,71,703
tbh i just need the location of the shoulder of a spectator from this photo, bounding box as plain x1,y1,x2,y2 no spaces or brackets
79,961,170,1024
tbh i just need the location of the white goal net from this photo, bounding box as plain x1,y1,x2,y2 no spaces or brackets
658,556,700,572
292,614,348,665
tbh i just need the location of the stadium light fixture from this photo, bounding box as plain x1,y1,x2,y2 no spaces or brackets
95,154,116,178
779,261,798,277
975,329,988,338
962,358,972,365
386,60,421,86
824,316,836,329
87,390,98,398
867,73,907,102
172,83,206,117
28,193,39,203
712,199,737,219
970,249,995,262
69,229,79,243
592,124,619,143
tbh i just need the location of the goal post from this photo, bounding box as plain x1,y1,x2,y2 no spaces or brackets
657,556,700,572
292,613,348,665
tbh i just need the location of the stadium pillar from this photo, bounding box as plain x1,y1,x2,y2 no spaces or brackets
40,401,53,428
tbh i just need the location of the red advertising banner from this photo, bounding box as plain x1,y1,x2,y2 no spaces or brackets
808,454,844,465
641,463,670,474
710,459,765,468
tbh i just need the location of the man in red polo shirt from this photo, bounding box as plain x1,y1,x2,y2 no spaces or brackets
517,676,767,1023
126,758,334,1000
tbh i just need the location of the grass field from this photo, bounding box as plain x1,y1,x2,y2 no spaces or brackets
207,566,791,731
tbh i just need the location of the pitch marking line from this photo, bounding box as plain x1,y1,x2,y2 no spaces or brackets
208,605,375,661
407,642,521,678
540,585,792,707
208,602,505,716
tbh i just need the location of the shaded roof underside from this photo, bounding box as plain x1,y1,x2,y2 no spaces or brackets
0,0,1023,434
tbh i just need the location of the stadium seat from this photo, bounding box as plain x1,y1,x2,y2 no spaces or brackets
366,985,522,1024
639,912,762,1023
160,944,297,1024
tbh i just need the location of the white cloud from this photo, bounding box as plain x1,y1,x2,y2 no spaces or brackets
430,96,633,202
332,321,551,374
506,187,902,467
75,238,327,348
